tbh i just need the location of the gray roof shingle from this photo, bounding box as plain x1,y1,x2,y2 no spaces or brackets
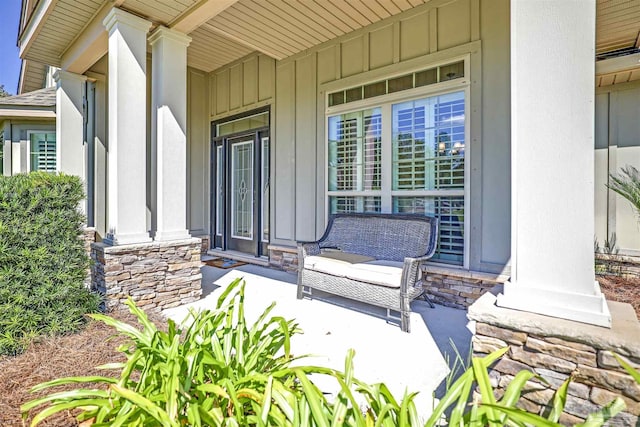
0,87,56,107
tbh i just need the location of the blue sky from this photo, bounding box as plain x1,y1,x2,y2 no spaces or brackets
0,1,23,95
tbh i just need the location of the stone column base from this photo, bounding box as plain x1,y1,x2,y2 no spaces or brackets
268,245,298,272
91,237,202,311
468,286,640,425
422,266,508,309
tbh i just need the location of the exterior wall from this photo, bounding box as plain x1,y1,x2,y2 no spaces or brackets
595,80,640,256
203,0,512,277
0,120,55,174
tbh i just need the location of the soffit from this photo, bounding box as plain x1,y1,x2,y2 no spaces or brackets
202,0,429,61
21,0,103,66
596,0,640,54
21,60,48,94
596,69,640,87
596,0,640,87
21,0,640,89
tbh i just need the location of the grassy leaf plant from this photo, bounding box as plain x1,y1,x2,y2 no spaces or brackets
23,278,634,426
22,279,423,426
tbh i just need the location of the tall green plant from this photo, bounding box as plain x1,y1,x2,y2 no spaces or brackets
609,165,640,220
22,278,632,426
0,172,100,355
22,279,423,426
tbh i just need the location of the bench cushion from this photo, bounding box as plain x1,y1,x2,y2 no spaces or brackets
347,260,404,288
304,252,375,276
304,253,403,289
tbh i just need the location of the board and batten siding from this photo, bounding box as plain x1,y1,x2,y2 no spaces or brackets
204,0,511,274
595,81,640,256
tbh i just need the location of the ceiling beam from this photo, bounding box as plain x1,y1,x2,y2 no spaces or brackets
596,52,640,75
60,0,125,74
204,23,285,60
169,0,239,34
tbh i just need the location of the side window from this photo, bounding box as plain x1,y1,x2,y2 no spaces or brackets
29,132,56,172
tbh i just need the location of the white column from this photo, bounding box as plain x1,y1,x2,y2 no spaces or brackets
54,69,87,211
102,8,152,245
497,0,611,327
149,27,192,241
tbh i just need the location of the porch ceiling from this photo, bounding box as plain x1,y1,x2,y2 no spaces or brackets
17,0,640,92
595,0,640,87
596,0,640,55
196,0,429,62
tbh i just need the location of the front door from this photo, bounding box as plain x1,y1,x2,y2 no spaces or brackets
227,135,256,253
212,126,269,257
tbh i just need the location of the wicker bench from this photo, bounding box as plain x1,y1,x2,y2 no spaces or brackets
296,213,438,332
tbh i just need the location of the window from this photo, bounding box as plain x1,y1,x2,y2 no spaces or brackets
327,90,467,265
29,132,56,172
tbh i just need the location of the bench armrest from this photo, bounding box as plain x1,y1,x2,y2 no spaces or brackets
400,255,434,293
297,241,320,259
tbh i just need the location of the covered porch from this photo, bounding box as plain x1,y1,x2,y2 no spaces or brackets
16,0,640,422
165,258,471,415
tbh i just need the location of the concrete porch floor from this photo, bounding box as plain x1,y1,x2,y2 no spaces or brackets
164,259,472,418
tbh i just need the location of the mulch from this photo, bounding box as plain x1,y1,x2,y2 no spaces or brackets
0,310,166,427
598,274,640,318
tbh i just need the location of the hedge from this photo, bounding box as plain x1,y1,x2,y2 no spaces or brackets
0,172,101,356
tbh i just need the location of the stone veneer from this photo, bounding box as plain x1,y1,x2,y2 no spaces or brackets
82,227,97,287
91,237,202,311
423,266,507,309
596,253,640,278
198,235,211,255
468,286,640,426
268,245,299,273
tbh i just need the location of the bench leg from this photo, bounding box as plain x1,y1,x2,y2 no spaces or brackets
400,294,411,333
419,290,436,308
401,311,411,333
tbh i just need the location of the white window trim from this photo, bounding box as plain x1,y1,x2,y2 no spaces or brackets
261,136,270,243
215,145,223,237
26,130,57,173
324,61,471,269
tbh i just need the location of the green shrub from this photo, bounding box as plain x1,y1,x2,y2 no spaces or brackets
0,172,101,355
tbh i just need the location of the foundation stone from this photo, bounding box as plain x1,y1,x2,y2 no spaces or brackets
91,238,202,311
468,286,640,425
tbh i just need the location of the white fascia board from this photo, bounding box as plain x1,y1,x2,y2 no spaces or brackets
0,109,56,119
596,53,640,75
18,0,58,59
